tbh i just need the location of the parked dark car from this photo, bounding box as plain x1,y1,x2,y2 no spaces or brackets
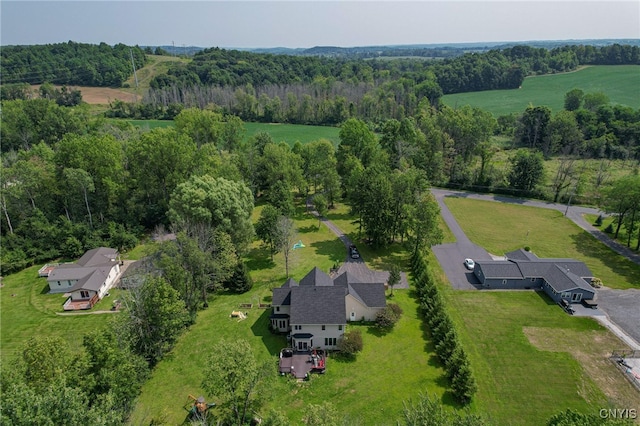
349,244,360,259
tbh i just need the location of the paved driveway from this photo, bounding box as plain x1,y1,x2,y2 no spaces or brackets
594,288,640,345
431,188,493,289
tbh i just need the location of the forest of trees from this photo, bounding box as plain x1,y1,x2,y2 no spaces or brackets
0,41,147,86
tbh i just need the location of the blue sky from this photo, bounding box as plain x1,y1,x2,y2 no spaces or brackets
1,1,639,48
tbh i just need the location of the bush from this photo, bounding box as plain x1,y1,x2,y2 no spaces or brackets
337,329,363,358
594,215,603,226
376,304,402,329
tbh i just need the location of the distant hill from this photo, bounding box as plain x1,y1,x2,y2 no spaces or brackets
145,39,639,59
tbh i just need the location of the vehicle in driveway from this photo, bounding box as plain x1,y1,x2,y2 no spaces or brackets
349,244,360,259
464,258,475,270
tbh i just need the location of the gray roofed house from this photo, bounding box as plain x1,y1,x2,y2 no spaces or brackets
271,267,387,350
473,249,596,306
46,247,121,310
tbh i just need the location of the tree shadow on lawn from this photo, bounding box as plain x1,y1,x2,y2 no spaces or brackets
250,308,287,356
297,225,317,234
325,211,357,222
310,240,346,264
245,246,276,271
570,232,640,287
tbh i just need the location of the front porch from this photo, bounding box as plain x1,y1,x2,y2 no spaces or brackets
63,294,99,311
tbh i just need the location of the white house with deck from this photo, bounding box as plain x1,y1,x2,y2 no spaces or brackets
45,247,121,310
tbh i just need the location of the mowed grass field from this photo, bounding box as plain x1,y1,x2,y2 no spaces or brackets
443,197,640,289
442,65,640,116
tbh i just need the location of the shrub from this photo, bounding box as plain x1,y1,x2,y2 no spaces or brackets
223,260,253,294
594,215,603,226
337,329,363,358
376,305,401,329
604,223,614,234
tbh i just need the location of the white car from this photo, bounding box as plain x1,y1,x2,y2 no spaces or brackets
464,258,475,270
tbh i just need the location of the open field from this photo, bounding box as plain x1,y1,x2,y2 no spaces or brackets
442,65,640,116
244,122,340,147
444,197,640,289
122,119,340,146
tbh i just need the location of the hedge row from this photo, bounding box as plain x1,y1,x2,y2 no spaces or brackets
411,251,477,404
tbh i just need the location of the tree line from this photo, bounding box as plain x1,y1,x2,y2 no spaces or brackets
0,41,147,86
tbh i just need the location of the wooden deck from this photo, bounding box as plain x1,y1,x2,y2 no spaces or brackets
278,349,326,379
63,294,99,311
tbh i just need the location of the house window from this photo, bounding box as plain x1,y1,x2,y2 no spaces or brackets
322,325,325,330
294,325,301,331
502,279,507,285
57,281,61,286
80,290,90,299
338,325,343,331
571,293,583,302
531,278,536,282
561,292,571,299
276,306,280,312
324,338,337,346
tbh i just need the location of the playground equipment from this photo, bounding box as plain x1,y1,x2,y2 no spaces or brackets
292,240,305,250
184,395,215,421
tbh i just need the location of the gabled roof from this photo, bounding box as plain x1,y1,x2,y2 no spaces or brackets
68,267,112,292
272,287,292,306
505,248,539,261
299,267,333,287
545,265,595,293
348,283,386,308
77,247,118,267
333,271,363,287
282,277,298,287
290,286,346,324
477,261,523,279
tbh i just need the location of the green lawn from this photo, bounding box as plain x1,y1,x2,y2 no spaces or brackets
442,286,611,425
0,265,114,362
444,197,640,289
442,65,640,116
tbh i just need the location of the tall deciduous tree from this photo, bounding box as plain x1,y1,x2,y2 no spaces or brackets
508,149,545,192
256,204,281,260
313,194,328,228
202,339,267,425
63,168,95,228
169,175,254,254
118,276,190,366
276,216,297,277
516,105,551,152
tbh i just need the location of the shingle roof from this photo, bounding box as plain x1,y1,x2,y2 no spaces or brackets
348,283,386,308
77,247,118,267
272,287,292,306
299,267,333,287
333,271,363,287
290,286,346,324
515,260,592,279
544,265,595,293
477,261,523,279
506,249,539,261
68,267,112,292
